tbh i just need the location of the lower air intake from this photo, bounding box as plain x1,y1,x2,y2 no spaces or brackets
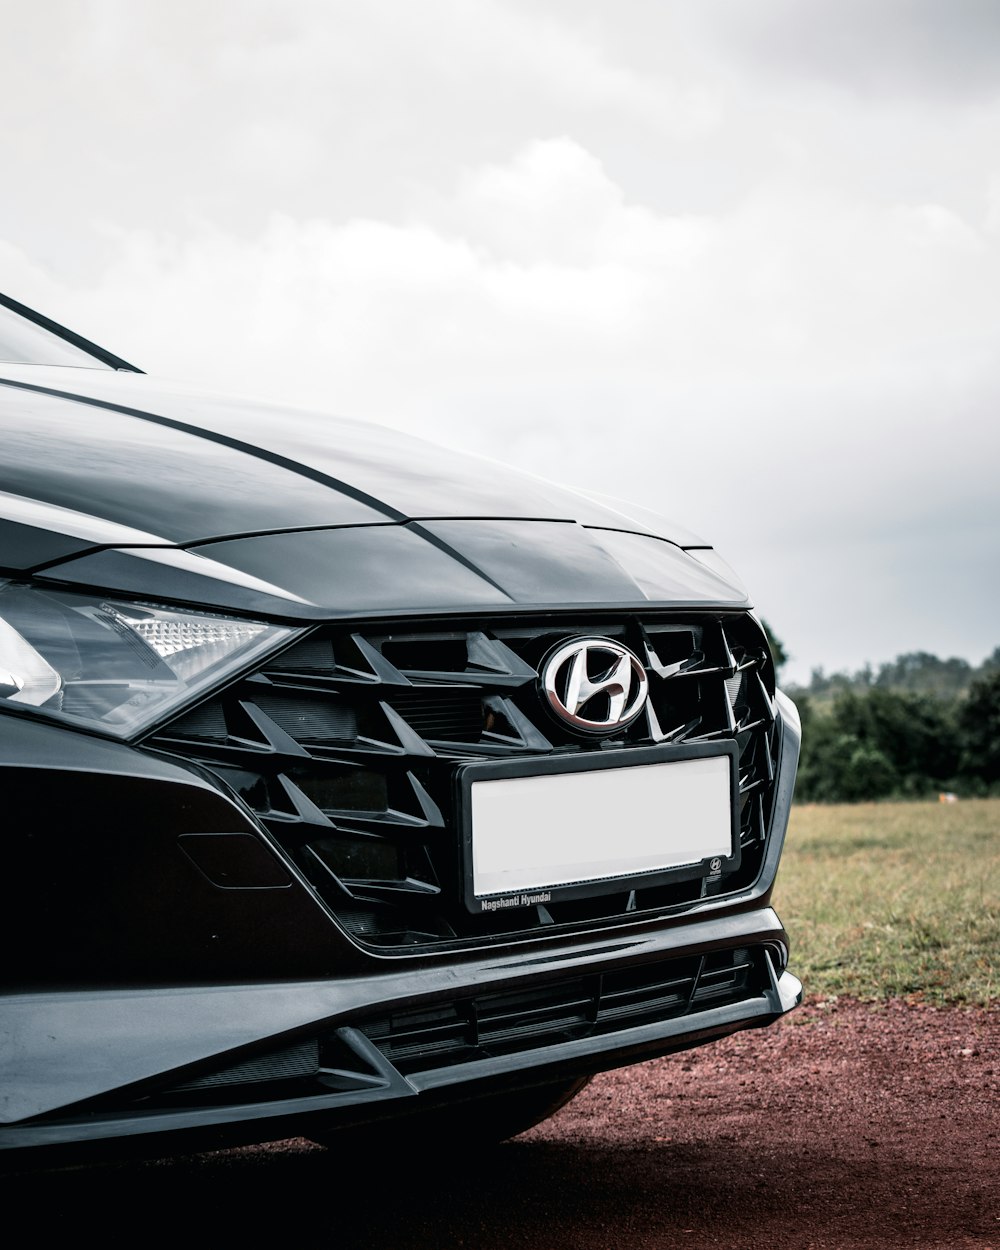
360,946,767,1073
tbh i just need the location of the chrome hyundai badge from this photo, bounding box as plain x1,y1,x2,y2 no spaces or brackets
540,637,649,733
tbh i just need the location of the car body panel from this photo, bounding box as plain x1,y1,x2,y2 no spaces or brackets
0,309,798,1169
31,522,748,620
0,367,709,543
1,369,746,618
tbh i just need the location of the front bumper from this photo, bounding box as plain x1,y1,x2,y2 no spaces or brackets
0,905,800,1166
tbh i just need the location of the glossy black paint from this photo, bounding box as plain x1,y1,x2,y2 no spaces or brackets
0,717,347,985
0,688,800,1162
0,382,388,547
1,699,798,987
2,927,793,1167
0,314,798,1168
35,522,747,621
0,367,710,545
0,368,747,620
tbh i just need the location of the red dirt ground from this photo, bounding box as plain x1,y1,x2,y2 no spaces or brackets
8,999,998,1248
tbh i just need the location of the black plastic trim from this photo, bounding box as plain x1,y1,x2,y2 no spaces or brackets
0,292,143,373
455,741,740,913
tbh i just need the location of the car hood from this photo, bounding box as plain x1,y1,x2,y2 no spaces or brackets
0,367,748,620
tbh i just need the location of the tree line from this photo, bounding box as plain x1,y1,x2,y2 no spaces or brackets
772,635,1000,803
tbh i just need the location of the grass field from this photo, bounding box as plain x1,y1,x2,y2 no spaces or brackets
773,797,1000,1006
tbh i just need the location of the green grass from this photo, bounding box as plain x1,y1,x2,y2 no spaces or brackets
773,798,1000,1006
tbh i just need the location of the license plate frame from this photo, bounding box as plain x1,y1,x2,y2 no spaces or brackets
456,741,740,915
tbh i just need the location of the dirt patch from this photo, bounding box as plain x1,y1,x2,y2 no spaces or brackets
9,1000,998,1248
524,998,999,1249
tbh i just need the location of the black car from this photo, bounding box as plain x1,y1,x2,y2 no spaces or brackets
0,291,801,1167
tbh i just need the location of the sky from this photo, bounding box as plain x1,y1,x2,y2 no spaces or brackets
2,0,999,685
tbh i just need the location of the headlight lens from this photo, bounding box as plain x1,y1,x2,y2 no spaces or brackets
0,582,300,738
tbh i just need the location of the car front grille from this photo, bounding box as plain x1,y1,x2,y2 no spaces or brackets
150,611,779,952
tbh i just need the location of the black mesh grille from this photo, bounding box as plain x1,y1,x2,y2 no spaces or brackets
150,612,779,952
171,1040,321,1091
361,946,766,1073
250,692,359,743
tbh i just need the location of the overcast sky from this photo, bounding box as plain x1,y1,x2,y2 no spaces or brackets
3,0,999,684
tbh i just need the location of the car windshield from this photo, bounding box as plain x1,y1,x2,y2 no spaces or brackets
0,300,112,368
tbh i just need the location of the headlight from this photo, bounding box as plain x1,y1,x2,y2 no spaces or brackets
0,581,300,738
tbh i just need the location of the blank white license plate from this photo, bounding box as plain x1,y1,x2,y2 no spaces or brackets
471,754,734,899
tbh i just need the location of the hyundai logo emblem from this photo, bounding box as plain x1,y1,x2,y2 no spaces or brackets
540,637,649,734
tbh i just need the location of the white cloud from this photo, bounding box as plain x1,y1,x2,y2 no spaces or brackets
3,6,1000,680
